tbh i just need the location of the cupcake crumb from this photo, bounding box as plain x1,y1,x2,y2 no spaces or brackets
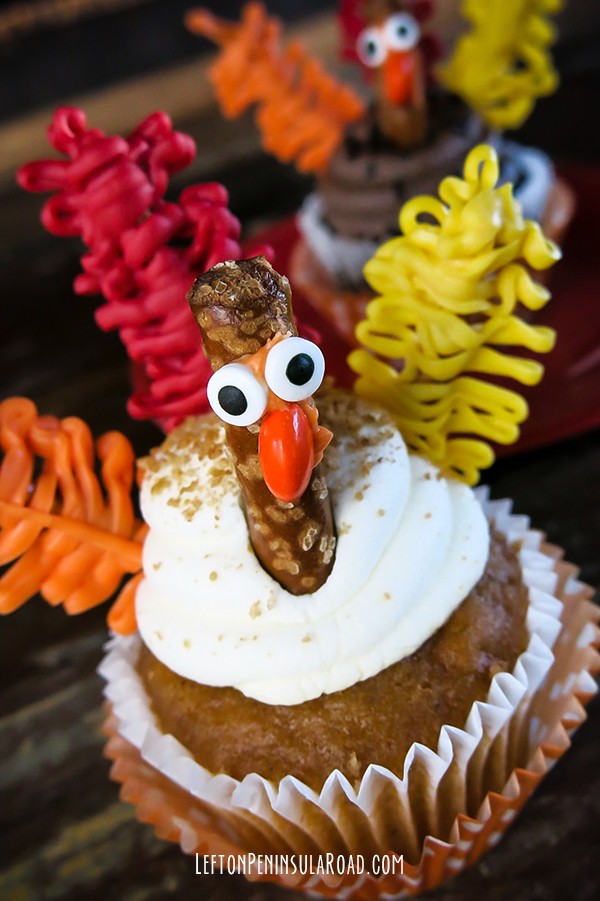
209,571,218,581
183,639,191,649
301,633,312,643
249,601,262,619
424,512,431,519
383,592,391,601
153,562,162,570
150,476,170,495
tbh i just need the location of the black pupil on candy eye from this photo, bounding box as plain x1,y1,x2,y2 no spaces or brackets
286,353,314,386
366,39,377,57
218,385,247,417
397,25,408,37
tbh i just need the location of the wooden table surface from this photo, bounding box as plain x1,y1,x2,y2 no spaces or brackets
1,26,600,901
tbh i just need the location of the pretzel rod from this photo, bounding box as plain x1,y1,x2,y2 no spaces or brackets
188,258,336,595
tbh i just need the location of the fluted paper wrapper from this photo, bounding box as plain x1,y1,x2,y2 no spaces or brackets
99,493,599,898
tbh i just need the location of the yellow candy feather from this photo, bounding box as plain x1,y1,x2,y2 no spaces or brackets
348,144,561,486
438,0,563,131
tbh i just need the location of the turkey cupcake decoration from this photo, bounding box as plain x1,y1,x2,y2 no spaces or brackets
189,257,335,593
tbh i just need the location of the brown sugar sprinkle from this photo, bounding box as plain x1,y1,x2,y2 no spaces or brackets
249,601,262,619
383,592,391,600
378,509,385,517
208,465,230,487
150,476,170,495
180,480,200,494
301,633,312,643
140,414,238,511
209,571,218,581
317,388,401,498
425,512,432,519
319,389,396,452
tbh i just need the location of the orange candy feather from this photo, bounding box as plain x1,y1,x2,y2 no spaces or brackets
0,398,145,634
186,3,365,174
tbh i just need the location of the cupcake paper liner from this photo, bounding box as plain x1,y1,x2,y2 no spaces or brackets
99,493,599,898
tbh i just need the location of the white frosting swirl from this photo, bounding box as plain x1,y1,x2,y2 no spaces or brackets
136,395,490,705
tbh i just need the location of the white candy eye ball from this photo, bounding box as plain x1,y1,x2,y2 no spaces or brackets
385,13,420,52
357,26,387,67
207,363,267,427
264,337,325,403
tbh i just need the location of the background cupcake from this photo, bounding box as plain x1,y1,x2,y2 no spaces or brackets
187,0,575,341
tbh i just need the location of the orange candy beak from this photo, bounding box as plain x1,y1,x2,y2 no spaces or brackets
382,49,417,106
258,404,315,503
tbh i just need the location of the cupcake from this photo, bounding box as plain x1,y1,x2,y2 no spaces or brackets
96,256,598,896
187,1,575,344
132,257,510,786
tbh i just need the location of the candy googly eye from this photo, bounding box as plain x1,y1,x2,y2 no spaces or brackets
357,26,387,68
264,337,325,403
207,363,267,427
384,13,420,52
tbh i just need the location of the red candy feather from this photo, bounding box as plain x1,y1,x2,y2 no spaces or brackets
18,107,272,433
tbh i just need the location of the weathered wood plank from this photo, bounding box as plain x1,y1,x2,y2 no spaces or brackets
0,11,339,186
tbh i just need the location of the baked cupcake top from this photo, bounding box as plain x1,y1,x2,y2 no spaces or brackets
137,388,489,704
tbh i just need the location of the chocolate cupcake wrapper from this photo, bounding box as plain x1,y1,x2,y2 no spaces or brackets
99,495,599,898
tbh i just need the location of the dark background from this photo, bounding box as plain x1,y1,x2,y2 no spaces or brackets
0,1,599,899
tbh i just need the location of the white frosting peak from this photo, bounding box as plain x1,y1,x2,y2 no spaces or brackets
136,394,490,705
